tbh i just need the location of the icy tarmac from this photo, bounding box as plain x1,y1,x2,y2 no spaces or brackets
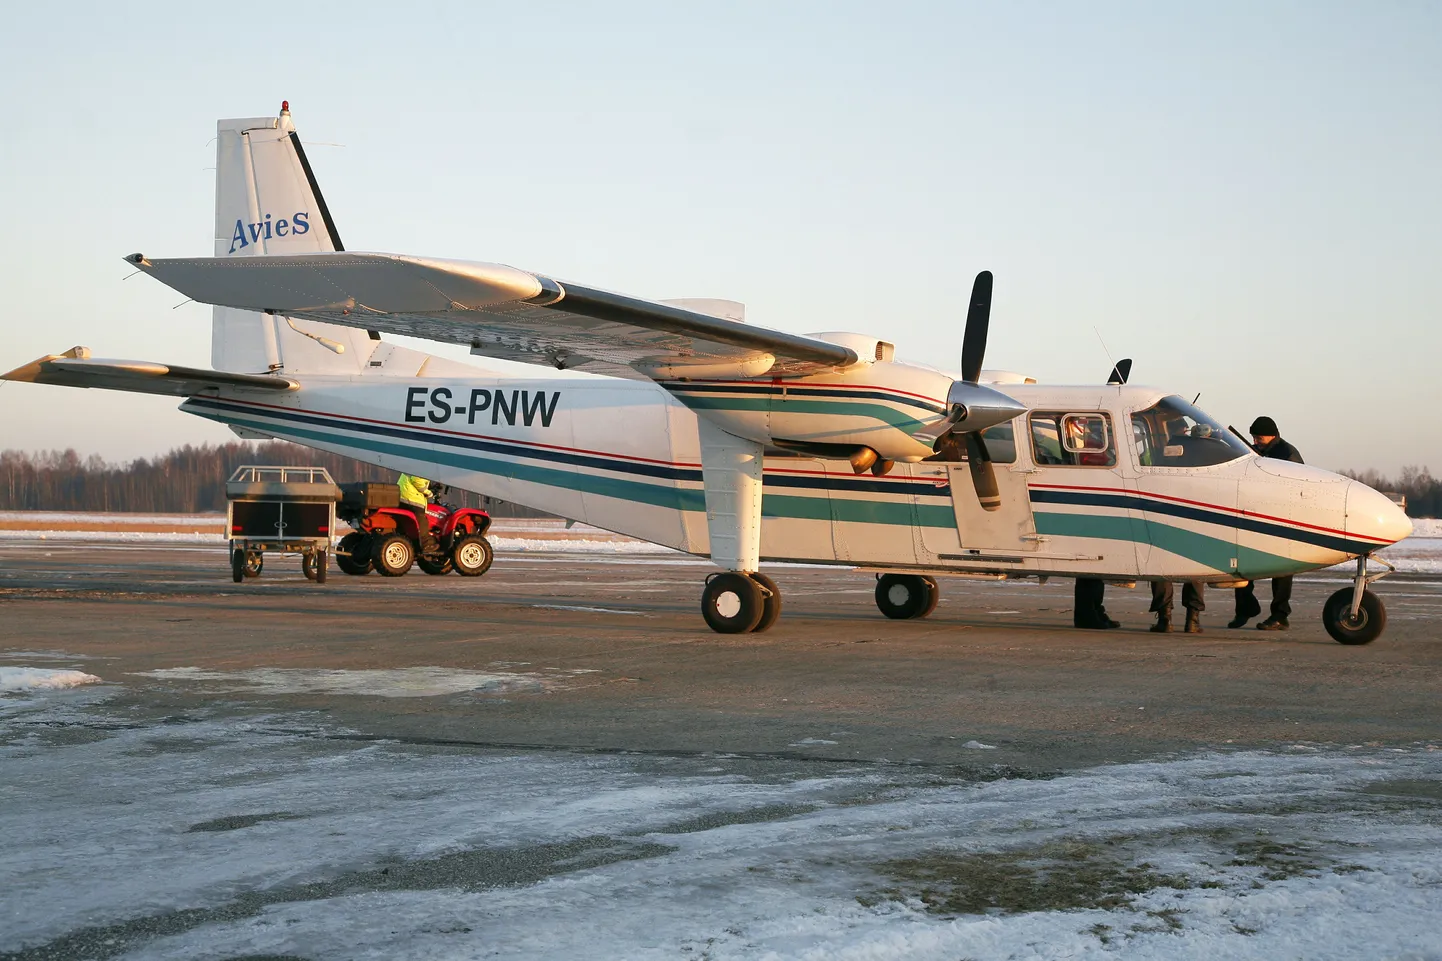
3,670,1442,961
3,538,1442,959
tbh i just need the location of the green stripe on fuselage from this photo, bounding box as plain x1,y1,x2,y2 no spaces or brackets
1034,510,1308,576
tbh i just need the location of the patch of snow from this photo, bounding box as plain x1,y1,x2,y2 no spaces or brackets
788,738,840,747
130,666,569,698
490,536,675,554
3,700,1442,960
1407,517,1442,538
0,667,102,692
962,740,998,750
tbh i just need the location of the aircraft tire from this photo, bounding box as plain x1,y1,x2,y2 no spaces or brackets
1322,588,1385,645
335,533,372,575
373,534,414,577
918,576,940,617
876,574,933,619
749,572,782,632
452,535,494,577
702,572,764,634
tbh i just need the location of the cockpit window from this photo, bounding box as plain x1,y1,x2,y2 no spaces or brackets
1131,396,1251,468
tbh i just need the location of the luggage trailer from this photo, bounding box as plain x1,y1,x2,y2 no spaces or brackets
225,465,340,583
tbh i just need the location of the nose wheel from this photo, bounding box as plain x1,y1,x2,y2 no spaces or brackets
1322,553,1393,645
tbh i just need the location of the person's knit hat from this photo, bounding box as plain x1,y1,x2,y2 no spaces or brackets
1249,416,1279,436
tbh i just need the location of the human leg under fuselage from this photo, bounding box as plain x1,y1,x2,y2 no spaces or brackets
1075,578,1118,630
1258,576,1293,630
1230,581,1262,628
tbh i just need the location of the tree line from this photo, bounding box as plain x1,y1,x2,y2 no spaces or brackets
1340,466,1442,518
0,443,553,516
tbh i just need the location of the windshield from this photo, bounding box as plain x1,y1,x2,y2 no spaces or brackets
1131,396,1251,468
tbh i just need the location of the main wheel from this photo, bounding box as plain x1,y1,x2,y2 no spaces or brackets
702,572,764,634
749,572,782,632
302,552,320,581
876,573,935,619
335,532,372,576
373,534,415,577
417,554,454,575
451,535,494,577
1323,588,1386,645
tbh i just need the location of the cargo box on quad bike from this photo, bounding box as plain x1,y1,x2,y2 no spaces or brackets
335,482,493,578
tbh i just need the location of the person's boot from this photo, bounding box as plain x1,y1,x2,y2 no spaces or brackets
1150,611,1172,633
1185,611,1202,634
1256,617,1289,631
1097,608,1120,630
1229,596,1262,629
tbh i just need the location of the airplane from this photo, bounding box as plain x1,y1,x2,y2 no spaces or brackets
3,103,1413,644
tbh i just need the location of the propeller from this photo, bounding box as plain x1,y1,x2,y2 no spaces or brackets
945,270,1017,513
1107,358,1132,385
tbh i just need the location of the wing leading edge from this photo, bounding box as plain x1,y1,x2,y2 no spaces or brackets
2,347,297,396
127,252,860,379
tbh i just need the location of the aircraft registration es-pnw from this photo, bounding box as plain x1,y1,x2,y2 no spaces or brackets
2,103,1413,642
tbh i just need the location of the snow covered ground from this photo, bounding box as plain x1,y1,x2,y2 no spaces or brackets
3,660,1442,960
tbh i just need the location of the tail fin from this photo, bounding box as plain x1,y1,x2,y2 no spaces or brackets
212,102,376,374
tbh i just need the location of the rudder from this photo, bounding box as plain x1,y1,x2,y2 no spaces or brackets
211,102,376,374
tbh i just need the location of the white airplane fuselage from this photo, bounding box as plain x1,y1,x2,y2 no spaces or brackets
180,358,1411,584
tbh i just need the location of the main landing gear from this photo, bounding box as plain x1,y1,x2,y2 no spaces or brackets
1321,553,1393,645
874,573,939,620
701,572,781,633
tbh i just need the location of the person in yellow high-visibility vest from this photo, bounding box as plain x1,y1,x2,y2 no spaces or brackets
397,473,439,553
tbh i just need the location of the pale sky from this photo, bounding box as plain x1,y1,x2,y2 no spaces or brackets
1,1,1437,474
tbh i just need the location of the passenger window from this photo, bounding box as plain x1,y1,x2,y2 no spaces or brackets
925,420,1019,464
1030,412,1116,467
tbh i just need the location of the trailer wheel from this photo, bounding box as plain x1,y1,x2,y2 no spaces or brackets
243,552,263,578
335,533,372,576
1323,588,1386,645
231,549,245,583
373,534,414,577
452,535,494,577
303,551,328,582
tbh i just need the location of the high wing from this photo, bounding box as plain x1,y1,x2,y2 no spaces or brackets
3,347,297,396
127,252,860,380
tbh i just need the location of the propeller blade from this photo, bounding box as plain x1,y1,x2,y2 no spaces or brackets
965,433,1002,512
960,270,993,383
1107,358,1132,385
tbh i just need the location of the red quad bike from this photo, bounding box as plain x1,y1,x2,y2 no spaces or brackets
334,482,494,578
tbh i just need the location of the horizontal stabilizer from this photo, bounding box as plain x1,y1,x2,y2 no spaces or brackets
128,252,859,379
2,347,297,396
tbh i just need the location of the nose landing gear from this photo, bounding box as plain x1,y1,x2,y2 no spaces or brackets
1322,553,1394,645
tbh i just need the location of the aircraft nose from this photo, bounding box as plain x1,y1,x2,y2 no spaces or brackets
1346,480,1413,547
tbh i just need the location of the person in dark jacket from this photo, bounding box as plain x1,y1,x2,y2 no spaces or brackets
1074,577,1119,629
1151,580,1205,633
1231,416,1304,630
